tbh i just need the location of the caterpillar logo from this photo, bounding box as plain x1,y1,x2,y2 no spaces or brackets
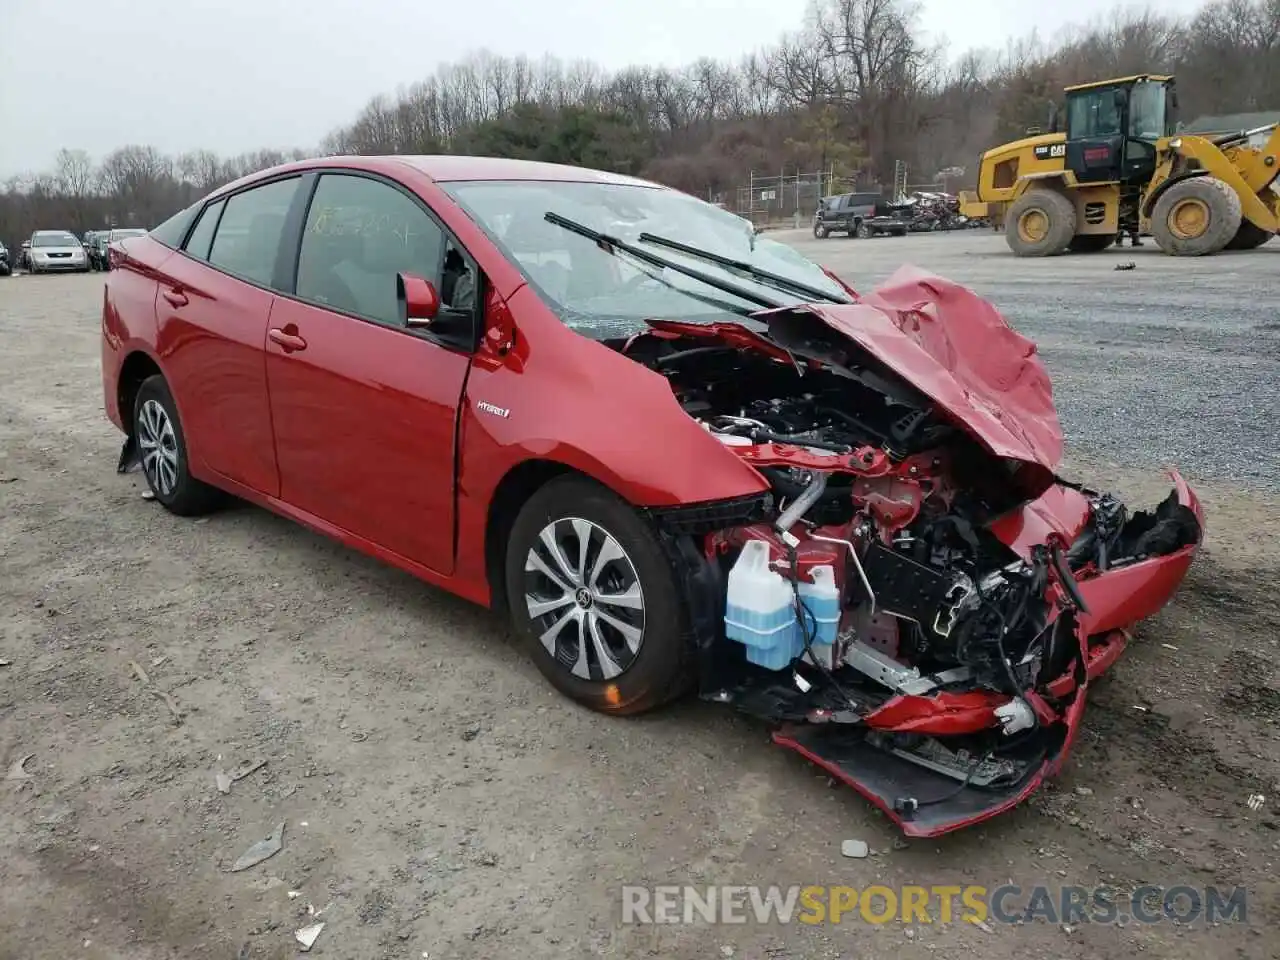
1033,143,1067,160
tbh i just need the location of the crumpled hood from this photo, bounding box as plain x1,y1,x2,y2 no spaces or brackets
772,265,1063,479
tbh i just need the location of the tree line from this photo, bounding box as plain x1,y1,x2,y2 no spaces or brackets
2,0,1277,248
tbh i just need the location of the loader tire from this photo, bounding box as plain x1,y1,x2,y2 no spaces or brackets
1225,220,1273,250
1068,234,1114,253
1150,177,1241,256
1005,189,1077,257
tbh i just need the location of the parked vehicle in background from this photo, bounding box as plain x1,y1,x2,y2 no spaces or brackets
26,230,90,273
91,228,149,270
814,192,876,238
813,193,908,239
0,241,11,276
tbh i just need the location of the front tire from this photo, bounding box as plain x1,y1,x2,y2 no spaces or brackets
813,222,828,239
504,476,695,716
1150,176,1241,256
1005,189,1077,256
132,375,222,516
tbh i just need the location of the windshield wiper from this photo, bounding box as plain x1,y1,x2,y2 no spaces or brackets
637,231,852,304
543,212,786,311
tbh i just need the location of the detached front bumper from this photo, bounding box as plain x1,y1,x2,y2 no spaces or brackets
773,473,1204,837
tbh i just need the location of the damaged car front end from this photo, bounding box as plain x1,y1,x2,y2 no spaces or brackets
617,268,1203,837
446,183,1203,837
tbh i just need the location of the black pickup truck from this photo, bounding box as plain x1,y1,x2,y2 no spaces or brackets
812,192,908,239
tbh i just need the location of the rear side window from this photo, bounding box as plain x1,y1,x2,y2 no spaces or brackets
208,177,301,287
150,203,201,249
184,199,225,262
295,174,445,327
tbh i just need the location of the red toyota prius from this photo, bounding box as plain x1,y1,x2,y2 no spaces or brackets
102,155,1202,836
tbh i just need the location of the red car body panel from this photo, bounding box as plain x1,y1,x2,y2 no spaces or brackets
100,155,1203,838
785,267,1064,484
154,250,282,496
263,295,472,575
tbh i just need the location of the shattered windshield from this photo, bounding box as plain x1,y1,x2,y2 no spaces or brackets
442,179,846,338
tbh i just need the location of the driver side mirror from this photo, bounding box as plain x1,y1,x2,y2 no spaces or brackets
398,272,440,330
1047,100,1060,134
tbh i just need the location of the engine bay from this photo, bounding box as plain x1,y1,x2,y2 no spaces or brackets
610,320,1202,805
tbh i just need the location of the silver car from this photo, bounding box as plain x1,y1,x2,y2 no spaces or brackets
27,230,90,274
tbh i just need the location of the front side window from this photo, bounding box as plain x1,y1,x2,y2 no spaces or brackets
208,177,300,287
295,174,446,327
443,179,847,339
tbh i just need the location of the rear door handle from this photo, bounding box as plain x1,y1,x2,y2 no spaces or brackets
162,288,188,307
268,327,308,352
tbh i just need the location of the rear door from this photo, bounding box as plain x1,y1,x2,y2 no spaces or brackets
264,171,477,574
153,176,302,496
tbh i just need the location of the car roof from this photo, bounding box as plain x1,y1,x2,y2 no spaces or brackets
395,155,661,187
211,154,664,200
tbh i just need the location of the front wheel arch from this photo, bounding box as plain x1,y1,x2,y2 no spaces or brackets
502,473,696,714
484,459,577,616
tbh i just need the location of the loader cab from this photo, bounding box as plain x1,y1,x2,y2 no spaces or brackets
1063,75,1177,185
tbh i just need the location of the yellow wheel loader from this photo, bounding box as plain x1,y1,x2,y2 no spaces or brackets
959,75,1280,256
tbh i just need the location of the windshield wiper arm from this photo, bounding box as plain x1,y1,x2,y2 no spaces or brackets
637,231,853,304
543,212,785,311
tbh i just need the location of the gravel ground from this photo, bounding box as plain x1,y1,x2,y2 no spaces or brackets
780,228,1280,489
1,239,1278,960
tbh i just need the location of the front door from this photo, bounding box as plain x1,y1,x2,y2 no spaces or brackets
264,172,478,574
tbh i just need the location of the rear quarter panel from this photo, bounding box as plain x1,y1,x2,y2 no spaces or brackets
101,238,170,429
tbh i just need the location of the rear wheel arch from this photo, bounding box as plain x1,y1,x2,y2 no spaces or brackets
117,351,164,437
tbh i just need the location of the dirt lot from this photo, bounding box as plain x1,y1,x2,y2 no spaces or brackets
1,235,1278,960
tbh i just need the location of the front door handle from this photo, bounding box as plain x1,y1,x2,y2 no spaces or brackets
268,327,308,352
162,288,188,307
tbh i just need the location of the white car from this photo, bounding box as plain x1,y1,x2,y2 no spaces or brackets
27,230,90,274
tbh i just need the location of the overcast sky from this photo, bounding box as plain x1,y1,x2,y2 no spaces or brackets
0,0,1209,178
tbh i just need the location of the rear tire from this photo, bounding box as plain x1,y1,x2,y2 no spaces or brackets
1006,189,1077,256
1150,177,1241,256
855,221,872,239
132,375,223,516
1224,220,1273,250
504,476,695,716
1068,234,1115,253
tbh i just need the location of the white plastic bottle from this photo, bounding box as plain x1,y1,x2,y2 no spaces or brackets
797,564,841,668
724,540,799,670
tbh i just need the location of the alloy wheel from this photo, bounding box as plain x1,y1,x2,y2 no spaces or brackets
138,398,179,497
523,517,646,680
